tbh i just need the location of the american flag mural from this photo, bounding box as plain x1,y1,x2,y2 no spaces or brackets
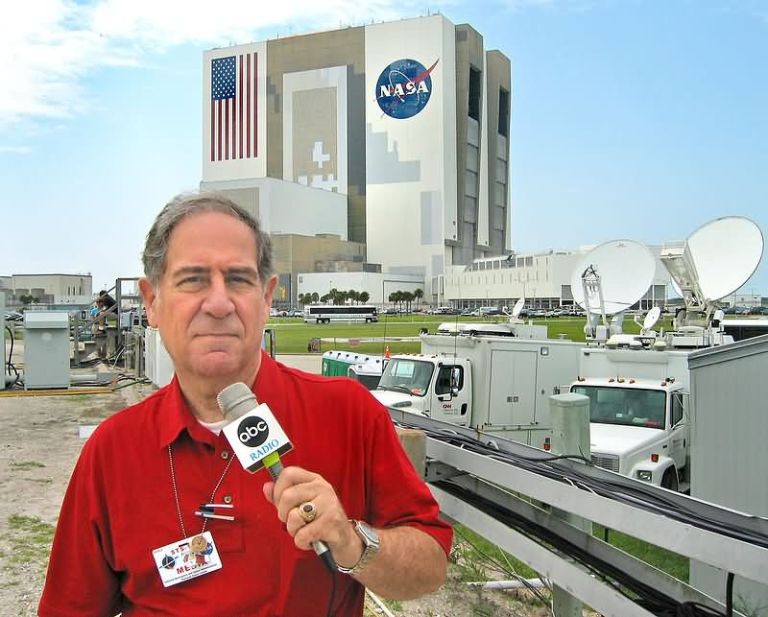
210,53,258,161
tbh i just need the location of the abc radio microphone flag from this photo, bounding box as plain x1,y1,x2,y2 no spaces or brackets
218,384,292,473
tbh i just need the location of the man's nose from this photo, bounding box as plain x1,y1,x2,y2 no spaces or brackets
201,276,235,317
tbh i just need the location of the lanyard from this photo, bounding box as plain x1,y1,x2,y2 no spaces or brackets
168,443,235,538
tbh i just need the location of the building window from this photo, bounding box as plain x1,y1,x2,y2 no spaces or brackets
498,88,510,137
468,67,482,121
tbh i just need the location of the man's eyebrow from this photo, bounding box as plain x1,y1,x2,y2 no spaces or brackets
171,266,209,279
225,267,260,278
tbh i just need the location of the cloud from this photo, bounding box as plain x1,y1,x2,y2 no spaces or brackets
0,0,456,132
0,146,33,155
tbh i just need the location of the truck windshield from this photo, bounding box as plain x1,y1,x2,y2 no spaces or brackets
378,359,434,397
571,386,667,428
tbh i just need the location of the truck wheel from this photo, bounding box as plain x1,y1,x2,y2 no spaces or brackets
661,469,679,491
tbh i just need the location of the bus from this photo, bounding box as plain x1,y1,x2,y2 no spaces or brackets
303,305,379,324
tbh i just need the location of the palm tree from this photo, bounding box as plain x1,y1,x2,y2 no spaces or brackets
414,288,423,309
359,291,370,304
402,291,414,313
311,292,319,303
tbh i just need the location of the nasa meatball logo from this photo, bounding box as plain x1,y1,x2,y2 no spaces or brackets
376,58,439,119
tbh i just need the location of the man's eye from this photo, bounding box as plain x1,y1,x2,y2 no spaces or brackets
227,275,255,285
179,276,204,286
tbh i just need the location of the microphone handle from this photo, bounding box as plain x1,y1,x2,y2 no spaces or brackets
266,459,337,573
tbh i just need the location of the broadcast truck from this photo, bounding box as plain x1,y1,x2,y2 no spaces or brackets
371,323,583,448
570,343,692,491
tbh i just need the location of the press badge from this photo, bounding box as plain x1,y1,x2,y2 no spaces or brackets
152,531,222,587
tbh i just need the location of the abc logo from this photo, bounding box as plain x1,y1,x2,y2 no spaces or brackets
237,416,270,447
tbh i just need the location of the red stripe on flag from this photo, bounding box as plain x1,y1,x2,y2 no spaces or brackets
246,53,251,159
254,52,258,158
217,100,222,161
210,96,215,161
225,97,230,160
238,55,243,159
230,97,235,160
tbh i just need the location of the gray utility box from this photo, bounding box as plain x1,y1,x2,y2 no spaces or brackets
24,311,70,390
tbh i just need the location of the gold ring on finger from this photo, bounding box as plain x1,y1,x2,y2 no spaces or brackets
298,501,317,523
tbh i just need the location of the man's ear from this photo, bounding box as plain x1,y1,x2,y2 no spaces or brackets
138,278,159,327
262,275,278,317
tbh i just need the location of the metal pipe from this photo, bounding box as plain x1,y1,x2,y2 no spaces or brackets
466,578,547,590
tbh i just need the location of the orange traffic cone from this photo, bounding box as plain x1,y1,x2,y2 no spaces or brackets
384,345,390,359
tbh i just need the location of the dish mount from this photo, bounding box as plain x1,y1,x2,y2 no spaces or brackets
660,216,763,329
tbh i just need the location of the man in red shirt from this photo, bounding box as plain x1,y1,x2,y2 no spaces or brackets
39,193,452,616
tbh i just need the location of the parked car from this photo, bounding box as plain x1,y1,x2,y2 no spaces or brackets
4,311,23,322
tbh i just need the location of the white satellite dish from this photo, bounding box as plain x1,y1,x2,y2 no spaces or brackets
511,297,525,318
642,306,661,331
686,216,763,302
570,240,656,315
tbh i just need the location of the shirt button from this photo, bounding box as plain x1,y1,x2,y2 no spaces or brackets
221,451,230,460
223,495,233,504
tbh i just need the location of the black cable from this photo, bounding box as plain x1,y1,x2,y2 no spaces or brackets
4,325,20,386
325,570,337,617
396,419,768,549
725,572,734,617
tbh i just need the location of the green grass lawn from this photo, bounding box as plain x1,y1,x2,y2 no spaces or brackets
267,314,675,355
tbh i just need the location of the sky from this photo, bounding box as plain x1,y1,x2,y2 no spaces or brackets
1,0,767,296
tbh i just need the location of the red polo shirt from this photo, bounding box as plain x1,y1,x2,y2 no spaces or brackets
39,353,452,616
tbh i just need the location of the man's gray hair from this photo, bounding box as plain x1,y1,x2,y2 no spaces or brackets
142,192,273,285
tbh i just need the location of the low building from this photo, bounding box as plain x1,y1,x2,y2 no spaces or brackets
271,233,368,306
437,246,671,311
4,273,93,307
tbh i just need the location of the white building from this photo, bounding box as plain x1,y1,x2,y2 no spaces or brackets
439,246,672,310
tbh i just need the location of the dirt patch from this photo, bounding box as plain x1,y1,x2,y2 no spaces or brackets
0,383,151,617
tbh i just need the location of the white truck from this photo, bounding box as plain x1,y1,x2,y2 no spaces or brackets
570,345,692,491
372,324,583,448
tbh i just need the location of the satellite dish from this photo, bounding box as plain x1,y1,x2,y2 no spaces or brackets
643,306,661,330
687,217,763,302
511,297,525,318
570,240,656,315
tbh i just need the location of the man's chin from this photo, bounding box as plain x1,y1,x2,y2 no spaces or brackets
187,352,256,382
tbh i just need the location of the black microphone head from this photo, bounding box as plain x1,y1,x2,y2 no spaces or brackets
217,383,258,421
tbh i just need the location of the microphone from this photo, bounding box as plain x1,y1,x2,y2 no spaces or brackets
217,383,337,572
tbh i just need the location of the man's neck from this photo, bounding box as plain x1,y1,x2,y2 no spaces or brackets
176,365,260,422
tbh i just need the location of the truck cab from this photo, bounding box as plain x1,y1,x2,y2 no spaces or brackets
571,377,688,490
372,355,472,424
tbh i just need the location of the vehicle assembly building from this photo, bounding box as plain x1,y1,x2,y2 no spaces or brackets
199,14,511,306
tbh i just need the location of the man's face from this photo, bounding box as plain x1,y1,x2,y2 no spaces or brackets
139,211,276,386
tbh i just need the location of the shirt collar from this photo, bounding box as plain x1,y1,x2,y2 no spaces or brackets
157,351,278,449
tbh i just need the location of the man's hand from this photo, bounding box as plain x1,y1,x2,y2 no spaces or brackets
262,465,448,598
262,466,363,569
